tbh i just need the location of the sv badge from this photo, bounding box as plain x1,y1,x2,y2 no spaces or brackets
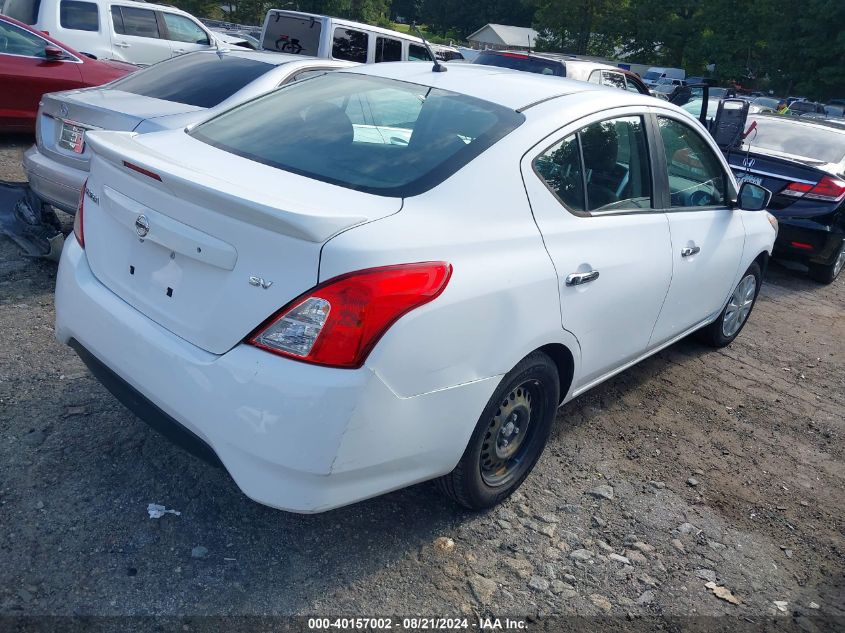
249,276,273,289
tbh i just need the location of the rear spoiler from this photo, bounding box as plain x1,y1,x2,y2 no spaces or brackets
85,131,369,243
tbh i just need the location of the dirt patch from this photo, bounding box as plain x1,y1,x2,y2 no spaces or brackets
0,137,842,625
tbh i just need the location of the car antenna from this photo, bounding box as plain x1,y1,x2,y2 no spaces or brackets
411,22,446,73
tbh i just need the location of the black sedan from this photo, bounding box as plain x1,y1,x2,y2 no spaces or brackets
727,115,845,283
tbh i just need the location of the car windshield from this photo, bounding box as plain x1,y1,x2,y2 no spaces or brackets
190,73,525,197
472,52,564,77
746,117,845,164
789,102,817,113
109,53,273,108
643,71,661,80
753,97,779,108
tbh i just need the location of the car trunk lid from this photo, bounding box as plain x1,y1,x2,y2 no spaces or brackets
37,90,204,171
81,130,400,354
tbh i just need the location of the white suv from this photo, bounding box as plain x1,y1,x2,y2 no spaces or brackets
1,0,220,65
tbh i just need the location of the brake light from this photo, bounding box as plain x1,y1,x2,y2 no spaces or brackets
790,241,814,250
73,179,86,248
123,161,162,181
781,176,845,202
248,262,452,369
501,52,528,59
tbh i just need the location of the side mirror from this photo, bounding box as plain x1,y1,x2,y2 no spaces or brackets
737,181,772,211
44,46,68,61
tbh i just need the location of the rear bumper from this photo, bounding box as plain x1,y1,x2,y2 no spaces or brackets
774,218,844,266
23,144,86,214
55,238,498,512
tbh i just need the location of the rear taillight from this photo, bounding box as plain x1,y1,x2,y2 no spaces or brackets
248,262,452,369
73,179,86,249
781,176,845,203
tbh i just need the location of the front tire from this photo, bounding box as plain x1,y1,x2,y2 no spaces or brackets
436,352,559,510
808,242,845,284
698,262,761,348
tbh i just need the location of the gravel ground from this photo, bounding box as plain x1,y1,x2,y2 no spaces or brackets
0,136,843,629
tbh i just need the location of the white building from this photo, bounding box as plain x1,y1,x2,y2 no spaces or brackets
466,23,539,51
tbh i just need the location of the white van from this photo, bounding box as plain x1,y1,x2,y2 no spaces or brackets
260,10,432,63
642,66,686,87
1,0,225,65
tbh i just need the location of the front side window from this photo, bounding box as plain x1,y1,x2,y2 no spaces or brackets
375,36,401,63
162,13,208,44
109,52,272,107
657,116,726,207
0,18,47,56
60,0,98,31
332,28,368,63
534,116,652,213
191,73,524,196
408,43,431,61
112,6,159,38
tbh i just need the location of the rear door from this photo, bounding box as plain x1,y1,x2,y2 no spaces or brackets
159,11,213,57
521,108,673,388
649,112,745,346
109,4,170,64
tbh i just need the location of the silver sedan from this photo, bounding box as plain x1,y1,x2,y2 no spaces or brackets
24,50,355,213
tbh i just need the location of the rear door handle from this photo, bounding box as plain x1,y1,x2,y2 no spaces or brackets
565,270,600,286
681,246,701,257
173,48,186,54
114,41,130,48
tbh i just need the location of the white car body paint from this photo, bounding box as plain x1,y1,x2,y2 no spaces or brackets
55,63,776,512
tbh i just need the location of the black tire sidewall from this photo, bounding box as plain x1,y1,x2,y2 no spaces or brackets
457,353,559,509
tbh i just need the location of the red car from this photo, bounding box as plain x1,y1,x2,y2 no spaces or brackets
0,14,136,132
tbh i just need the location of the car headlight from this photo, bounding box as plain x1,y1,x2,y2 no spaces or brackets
766,212,778,233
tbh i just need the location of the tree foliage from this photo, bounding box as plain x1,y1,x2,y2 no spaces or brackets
167,0,843,99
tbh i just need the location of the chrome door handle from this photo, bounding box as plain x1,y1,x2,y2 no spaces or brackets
565,270,600,286
681,246,701,257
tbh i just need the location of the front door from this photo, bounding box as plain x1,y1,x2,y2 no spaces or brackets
649,113,745,346
160,12,213,57
521,110,674,389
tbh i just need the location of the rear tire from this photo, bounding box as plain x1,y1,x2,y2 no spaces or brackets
808,242,845,284
698,262,761,348
436,352,559,510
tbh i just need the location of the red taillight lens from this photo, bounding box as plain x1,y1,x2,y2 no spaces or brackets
781,176,845,202
248,262,452,369
73,179,86,249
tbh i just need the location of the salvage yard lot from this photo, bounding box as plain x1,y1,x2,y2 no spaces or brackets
0,136,842,623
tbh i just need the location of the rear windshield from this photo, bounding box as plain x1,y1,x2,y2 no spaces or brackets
472,52,564,77
109,53,273,108
789,101,819,113
262,13,321,55
746,117,845,164
190,73,525,197
2,0,41,23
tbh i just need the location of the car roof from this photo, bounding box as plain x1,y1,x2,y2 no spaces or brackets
183,48,353,68
344,61,636,111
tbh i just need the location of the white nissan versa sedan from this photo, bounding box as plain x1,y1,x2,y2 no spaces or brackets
55,62,778,513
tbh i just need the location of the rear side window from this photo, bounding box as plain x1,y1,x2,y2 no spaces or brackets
375,36,401,62
162,13,208,44
109,53,272,108
408,43,430,61
60,0,98,31
1,0,41,24
262,13,321,55
112,6,159,38
602,71,626,91
191,73,525,196
332,27,368,63
534,116,652,213
473,51,564,77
